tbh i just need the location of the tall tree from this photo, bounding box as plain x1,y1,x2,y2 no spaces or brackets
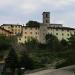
0,34,17,51
0,35,11,51
4,48,18,75
68,35,75,50
45,34,59,51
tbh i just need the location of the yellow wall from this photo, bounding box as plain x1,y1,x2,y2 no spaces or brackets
0,28,12,36
18,27,40,43
47,28,75,40
1,25,22,35
1,25,75,43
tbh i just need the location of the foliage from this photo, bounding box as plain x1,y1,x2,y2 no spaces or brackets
26,20,40,27
18,34,75,69
19,51,34,70
56,35,75,68
45,34,60,51
68,35,75,50
4,48,18,75
0,35,11,51
0,34,17,60
0,34,17,51
1,33,75,71
56,39,69,53
25,38,39,51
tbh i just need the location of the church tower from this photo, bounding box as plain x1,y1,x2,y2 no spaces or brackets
43,12,50,26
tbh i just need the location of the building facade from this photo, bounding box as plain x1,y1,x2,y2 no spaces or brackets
0,27,12,36
1,12,75,43
1,24,22,35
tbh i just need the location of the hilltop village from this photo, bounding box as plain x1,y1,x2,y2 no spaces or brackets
1,12,75,75
0,12,75,43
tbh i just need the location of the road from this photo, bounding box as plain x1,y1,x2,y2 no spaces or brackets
25,65,75,75
25,69,55,75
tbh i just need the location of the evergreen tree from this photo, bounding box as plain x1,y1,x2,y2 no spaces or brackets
4,48,18,75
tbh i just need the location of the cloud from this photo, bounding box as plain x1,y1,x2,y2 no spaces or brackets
0,0,75,14
0,0,75,27
0,0,13,8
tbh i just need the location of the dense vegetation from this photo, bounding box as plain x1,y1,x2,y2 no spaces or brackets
26,21,40,27
1,34,75,75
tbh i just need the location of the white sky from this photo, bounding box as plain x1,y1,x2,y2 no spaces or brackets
0,0,75,27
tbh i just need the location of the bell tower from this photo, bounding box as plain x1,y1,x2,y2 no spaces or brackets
43,12,50,26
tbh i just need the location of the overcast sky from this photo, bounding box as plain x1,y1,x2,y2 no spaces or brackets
0,0,75,27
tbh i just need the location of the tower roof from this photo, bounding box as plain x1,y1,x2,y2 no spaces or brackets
43,12,50,14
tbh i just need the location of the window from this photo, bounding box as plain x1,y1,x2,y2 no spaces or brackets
30,32,32,34
62,33,64,36
25,40,26,43
35,32,37,34
18,29,20,32
25,36,26,39
19,38,21,40
46,14,48,18
38,32,39,34
18,26,20,28
46,20,48,23
12,29,13,31
67,34,69,36
56,33,58,35
25,32,27,34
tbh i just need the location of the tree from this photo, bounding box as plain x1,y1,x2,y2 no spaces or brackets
4,48,18,75
0,34,17,60
26,21,40,27
45,34,60,51
25,38,39,51
56,35,75,68
19,52,34,70
68,35,75,50
0,34,17,51
0,35,11,51
60,39,68,51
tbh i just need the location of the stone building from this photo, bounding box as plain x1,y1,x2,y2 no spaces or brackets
1,24,22,35
0,27,12,36
1,12,75,43
18,12,75,43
